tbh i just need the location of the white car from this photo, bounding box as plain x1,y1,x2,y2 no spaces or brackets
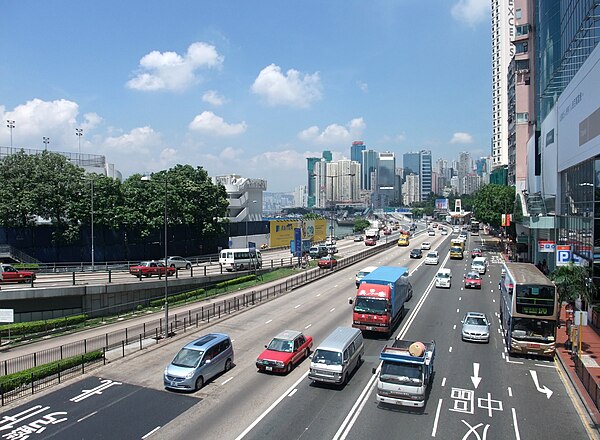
164,256,192,270
428,229,435,236
424,251,439,265
421,241,432,250
435,268,452,288
441,228,448,235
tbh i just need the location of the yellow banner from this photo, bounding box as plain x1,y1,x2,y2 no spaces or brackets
269,219,327,247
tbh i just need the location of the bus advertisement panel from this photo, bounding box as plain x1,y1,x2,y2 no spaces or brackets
499,262,558,358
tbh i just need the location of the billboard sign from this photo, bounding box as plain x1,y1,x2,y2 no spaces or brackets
435,198,449,211
556,245,572,266
538,240,555,253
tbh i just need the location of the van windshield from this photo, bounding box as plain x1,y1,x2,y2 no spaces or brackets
437,272,450,279
172,348,204,368
354,297,387,315
380,362,423,386
312,349,342,365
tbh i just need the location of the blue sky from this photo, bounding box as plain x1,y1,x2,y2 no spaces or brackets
0,0,491,192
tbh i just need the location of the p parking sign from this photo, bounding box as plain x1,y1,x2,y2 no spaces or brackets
556,245,571,266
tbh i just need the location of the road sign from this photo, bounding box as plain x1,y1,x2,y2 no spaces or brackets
538,240,555,252
556,245,571,266
248,241,256,251
293,228,302,257
0,309,14,323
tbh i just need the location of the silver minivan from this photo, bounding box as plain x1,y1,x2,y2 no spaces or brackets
308,327,364,385
164,333,234,391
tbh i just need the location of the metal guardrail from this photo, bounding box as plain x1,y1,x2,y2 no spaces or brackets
0,239,397,405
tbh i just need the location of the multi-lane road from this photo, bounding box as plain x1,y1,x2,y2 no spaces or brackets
0,228,595,440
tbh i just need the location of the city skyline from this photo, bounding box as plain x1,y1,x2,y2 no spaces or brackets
0,0,492,192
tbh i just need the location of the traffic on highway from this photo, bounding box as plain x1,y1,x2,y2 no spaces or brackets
0,223,593,440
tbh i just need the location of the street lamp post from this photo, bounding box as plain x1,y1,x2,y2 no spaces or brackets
42,136,50,151
6,120,15,152
75,128,83,156
90,178,95,271
141,173,169,338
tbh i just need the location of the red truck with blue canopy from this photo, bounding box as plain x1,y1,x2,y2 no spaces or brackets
349,266,412,335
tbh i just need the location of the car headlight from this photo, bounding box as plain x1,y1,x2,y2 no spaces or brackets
275,361,285,368
185,371,195,379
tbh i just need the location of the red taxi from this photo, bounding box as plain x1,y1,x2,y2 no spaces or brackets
318,255,337,269
129,261,176,277
365,238,377,246
256,330,313,374
464,271,482,289
0,264,36,283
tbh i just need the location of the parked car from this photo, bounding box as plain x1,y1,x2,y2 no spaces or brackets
318,255,338,269
471,248,483,258
410,248,423,259
461,312,490,343
421,241,432,250
464,271,482,289
129,261,175,277
256,330,313,374
164,333,234,391
0,264,36,283
424,251,439,265
365,238,377,246
164,256,192,270
353,234,363,242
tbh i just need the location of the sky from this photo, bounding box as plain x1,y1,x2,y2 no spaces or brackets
0,0,492,192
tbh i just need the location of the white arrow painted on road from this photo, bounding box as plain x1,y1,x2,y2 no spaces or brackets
471,362,482,389
530,370,553,399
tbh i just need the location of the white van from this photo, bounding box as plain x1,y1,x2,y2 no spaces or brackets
355,266,378,287
308,327,364,385
471,257,488,275
219,248,262,271
435,268,452,288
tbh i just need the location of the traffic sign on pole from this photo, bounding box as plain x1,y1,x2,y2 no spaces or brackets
556,245,571,266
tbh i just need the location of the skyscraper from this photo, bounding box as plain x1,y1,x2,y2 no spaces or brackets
322,150,333,162
491,0,515,169
306,157,320,207
350,141,366,163
376,152,398,206
361,149,378,190
419,150,432,201
403,152,420,177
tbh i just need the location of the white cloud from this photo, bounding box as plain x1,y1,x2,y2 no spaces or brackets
103,126,161,154
298,117,366,147
380,133,406,144
81,113,102,130
450,132,474,144
451,0,491,27
250,150,309,171
357,81,369,93
127,42,224,91
188,111,247,136
202,90,227,106
251,64,322,108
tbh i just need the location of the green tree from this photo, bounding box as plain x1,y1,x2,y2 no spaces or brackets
353,219,371,232
0,151,38,227
472,184,515,228
551,263,595,305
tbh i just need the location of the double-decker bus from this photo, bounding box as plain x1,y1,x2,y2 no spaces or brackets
499,262,558,358
470,220,480,235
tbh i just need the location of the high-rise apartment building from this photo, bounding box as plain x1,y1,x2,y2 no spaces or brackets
293,185,307,208
403,152,420,177
402,174,420,206
306,157,320,207
491,0,515,168
457,152,472,179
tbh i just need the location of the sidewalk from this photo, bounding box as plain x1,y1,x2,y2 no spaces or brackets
556,303,600,426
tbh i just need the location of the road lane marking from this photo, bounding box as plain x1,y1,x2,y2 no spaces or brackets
235,372,309,439
508,387,512,397
511,408,522,440
330,308,335,312
288,389,298,397
449,346,453,353
459,296,462,301
305,324,312,329
453,324,456,330
77,411,97,422
142,427,161,439
265,319,272,324
441,377,446,387
316,293,321,297
221,377,234,385
294,304,301,309
535,363,556,368
456,308,460,313
432,399,443,437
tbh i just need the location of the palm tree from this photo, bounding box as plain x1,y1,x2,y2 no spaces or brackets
550,263,594,305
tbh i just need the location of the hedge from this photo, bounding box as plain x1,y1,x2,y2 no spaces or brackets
0,314,88,337
215,275,257,289
12,263,40,270
150,289,206,308
0,350,103,393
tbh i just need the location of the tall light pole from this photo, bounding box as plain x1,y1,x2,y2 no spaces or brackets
6,120,15,152
90,178,95,271
42,136,50,151
75,128,83,156
141,173,169,337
